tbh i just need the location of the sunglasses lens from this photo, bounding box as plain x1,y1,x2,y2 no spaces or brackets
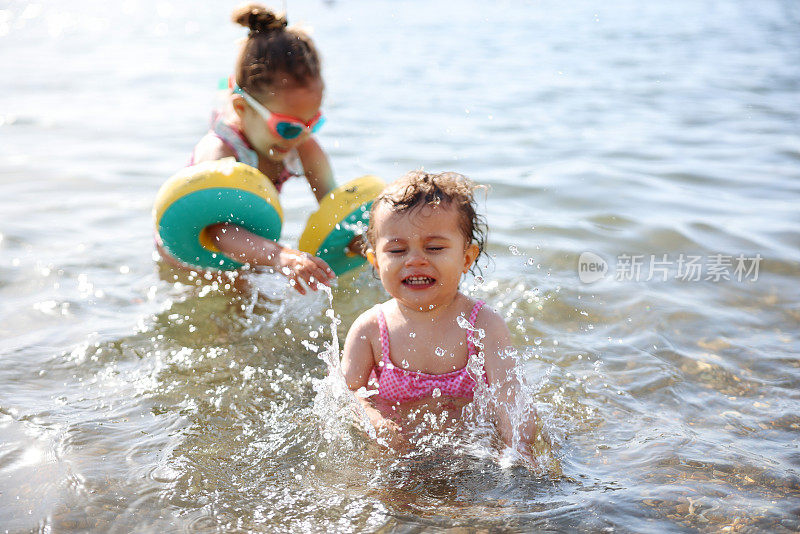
276,122,303,140
311,115,326,133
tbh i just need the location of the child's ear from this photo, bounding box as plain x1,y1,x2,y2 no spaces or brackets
462,243,480,273
366,249,377,268
232,96,246,117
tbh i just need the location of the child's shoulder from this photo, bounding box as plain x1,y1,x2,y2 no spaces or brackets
467,298,512,361
348,302,387,337
344,303,388,365
469,298,508,332
193,131,237,163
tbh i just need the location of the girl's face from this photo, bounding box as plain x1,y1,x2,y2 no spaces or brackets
370,203,479,312
234,77,324,162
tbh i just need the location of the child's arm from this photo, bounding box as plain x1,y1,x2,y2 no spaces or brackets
204,223,335,295
480,308,538,450
341,311,404,440
297,138,367,257
189,135,336,293
297,137,336,202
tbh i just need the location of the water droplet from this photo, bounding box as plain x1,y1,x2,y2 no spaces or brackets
409,332,416,338
309,331,318,339
509,245,520,255
526,258,535,266
284,328,292,335
432,388,442,398
474,275,484,285
401,359,409,368
534,337,542,345
435,347,446,357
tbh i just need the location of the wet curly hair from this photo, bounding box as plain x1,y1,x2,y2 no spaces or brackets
366,170,488,274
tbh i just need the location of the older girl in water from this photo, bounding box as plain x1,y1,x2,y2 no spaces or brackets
158,3,336,294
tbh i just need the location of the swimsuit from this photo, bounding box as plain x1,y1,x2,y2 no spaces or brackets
190,111,302,192
372,300,485,403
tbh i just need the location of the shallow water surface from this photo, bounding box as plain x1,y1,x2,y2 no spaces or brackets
1,0,799,532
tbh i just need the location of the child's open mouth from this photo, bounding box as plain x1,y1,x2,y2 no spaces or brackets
269,145,290,155
402,275,436,288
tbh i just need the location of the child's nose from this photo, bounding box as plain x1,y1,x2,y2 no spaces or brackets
405,250,428,266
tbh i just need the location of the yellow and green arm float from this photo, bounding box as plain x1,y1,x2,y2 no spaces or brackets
153,158,384,275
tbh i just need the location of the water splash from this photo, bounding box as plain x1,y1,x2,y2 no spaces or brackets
457,314,561,474
311,286,380,446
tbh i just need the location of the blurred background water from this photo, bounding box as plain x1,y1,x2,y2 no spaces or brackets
1,0,799,531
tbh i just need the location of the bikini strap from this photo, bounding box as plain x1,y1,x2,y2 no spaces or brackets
375,305,391,364
212,114,260,169
466,300,485,356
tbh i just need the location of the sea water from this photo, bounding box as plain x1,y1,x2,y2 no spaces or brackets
2,0,799,531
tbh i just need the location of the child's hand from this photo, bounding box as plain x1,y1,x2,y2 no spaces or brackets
277,248,336,294
375,418,409,451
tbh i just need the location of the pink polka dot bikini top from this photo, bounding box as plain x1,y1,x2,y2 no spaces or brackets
372,300,485,403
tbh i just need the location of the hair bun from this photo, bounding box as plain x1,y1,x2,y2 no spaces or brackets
232,3,287,35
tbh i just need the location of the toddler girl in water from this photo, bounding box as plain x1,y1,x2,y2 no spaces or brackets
158,3,336,294
341,171,537,451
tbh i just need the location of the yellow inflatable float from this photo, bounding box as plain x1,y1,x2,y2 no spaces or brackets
153,159,282,271
299,175,385,275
